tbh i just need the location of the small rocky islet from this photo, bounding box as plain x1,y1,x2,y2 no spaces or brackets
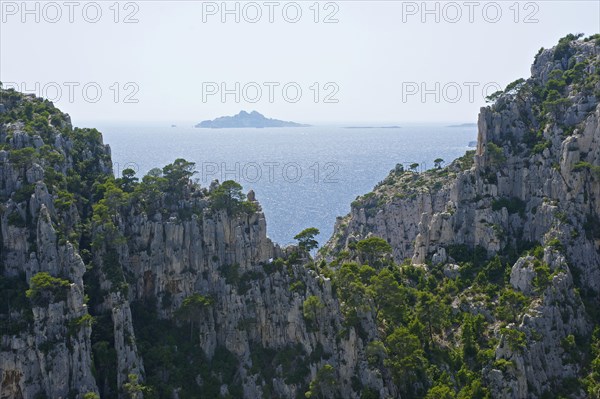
195,110,309,128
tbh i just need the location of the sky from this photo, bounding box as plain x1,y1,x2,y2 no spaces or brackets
1,0,599,125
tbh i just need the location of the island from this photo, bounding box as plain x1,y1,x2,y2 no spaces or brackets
343,125,401,129
195,110,309,128
447,122,477,128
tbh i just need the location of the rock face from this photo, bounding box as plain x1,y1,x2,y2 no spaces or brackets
325,36,600,398
2,35,600,399
92,195,393,398
0,91,389,397
0,101,107,398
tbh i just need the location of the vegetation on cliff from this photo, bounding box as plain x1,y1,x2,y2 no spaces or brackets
321,33,600,399
1,33,600,399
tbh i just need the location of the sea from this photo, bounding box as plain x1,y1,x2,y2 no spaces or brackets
93,124,477,247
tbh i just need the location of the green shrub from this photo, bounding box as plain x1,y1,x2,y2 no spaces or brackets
26,272,71,305
360,387,380,399
220,263,240,287
554,33,583,61
7,211,26,227
356,236,392,266
491,197,526,216
303,295,324,323
425,384,456,399
263,257,285,274
505,78,525,94
366,340,387,366
210,180,256,215
289,280,306,294
547,237,563,251
294,227,320,253
500,327,527,352
238,270,264,294
486,143,505,166
447,244,487,266
493,358,514,372
55,190,75,211
532,140,551,155
457,150,476,171
9,147,37,168
496,289,528,322
68,314,95,336
13,184,35,203
305,364,336,398
533,261,552,292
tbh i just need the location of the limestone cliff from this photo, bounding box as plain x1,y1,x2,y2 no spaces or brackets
0,94,107,398
0,89,390,397
324,34,600,398
2,34,600,399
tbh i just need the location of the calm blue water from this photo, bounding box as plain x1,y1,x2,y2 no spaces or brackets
94,124,476,246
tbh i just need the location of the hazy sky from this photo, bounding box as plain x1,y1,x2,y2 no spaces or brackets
1,1,599,125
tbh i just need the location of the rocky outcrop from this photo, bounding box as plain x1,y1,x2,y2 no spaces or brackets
0,98,105,398
325,36,600,398
91,196,392,397
2,34,599,399
0,88,391,398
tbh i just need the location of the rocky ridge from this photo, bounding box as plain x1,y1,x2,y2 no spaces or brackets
2,34,600,399
324,34,600,398
0,89,390,397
